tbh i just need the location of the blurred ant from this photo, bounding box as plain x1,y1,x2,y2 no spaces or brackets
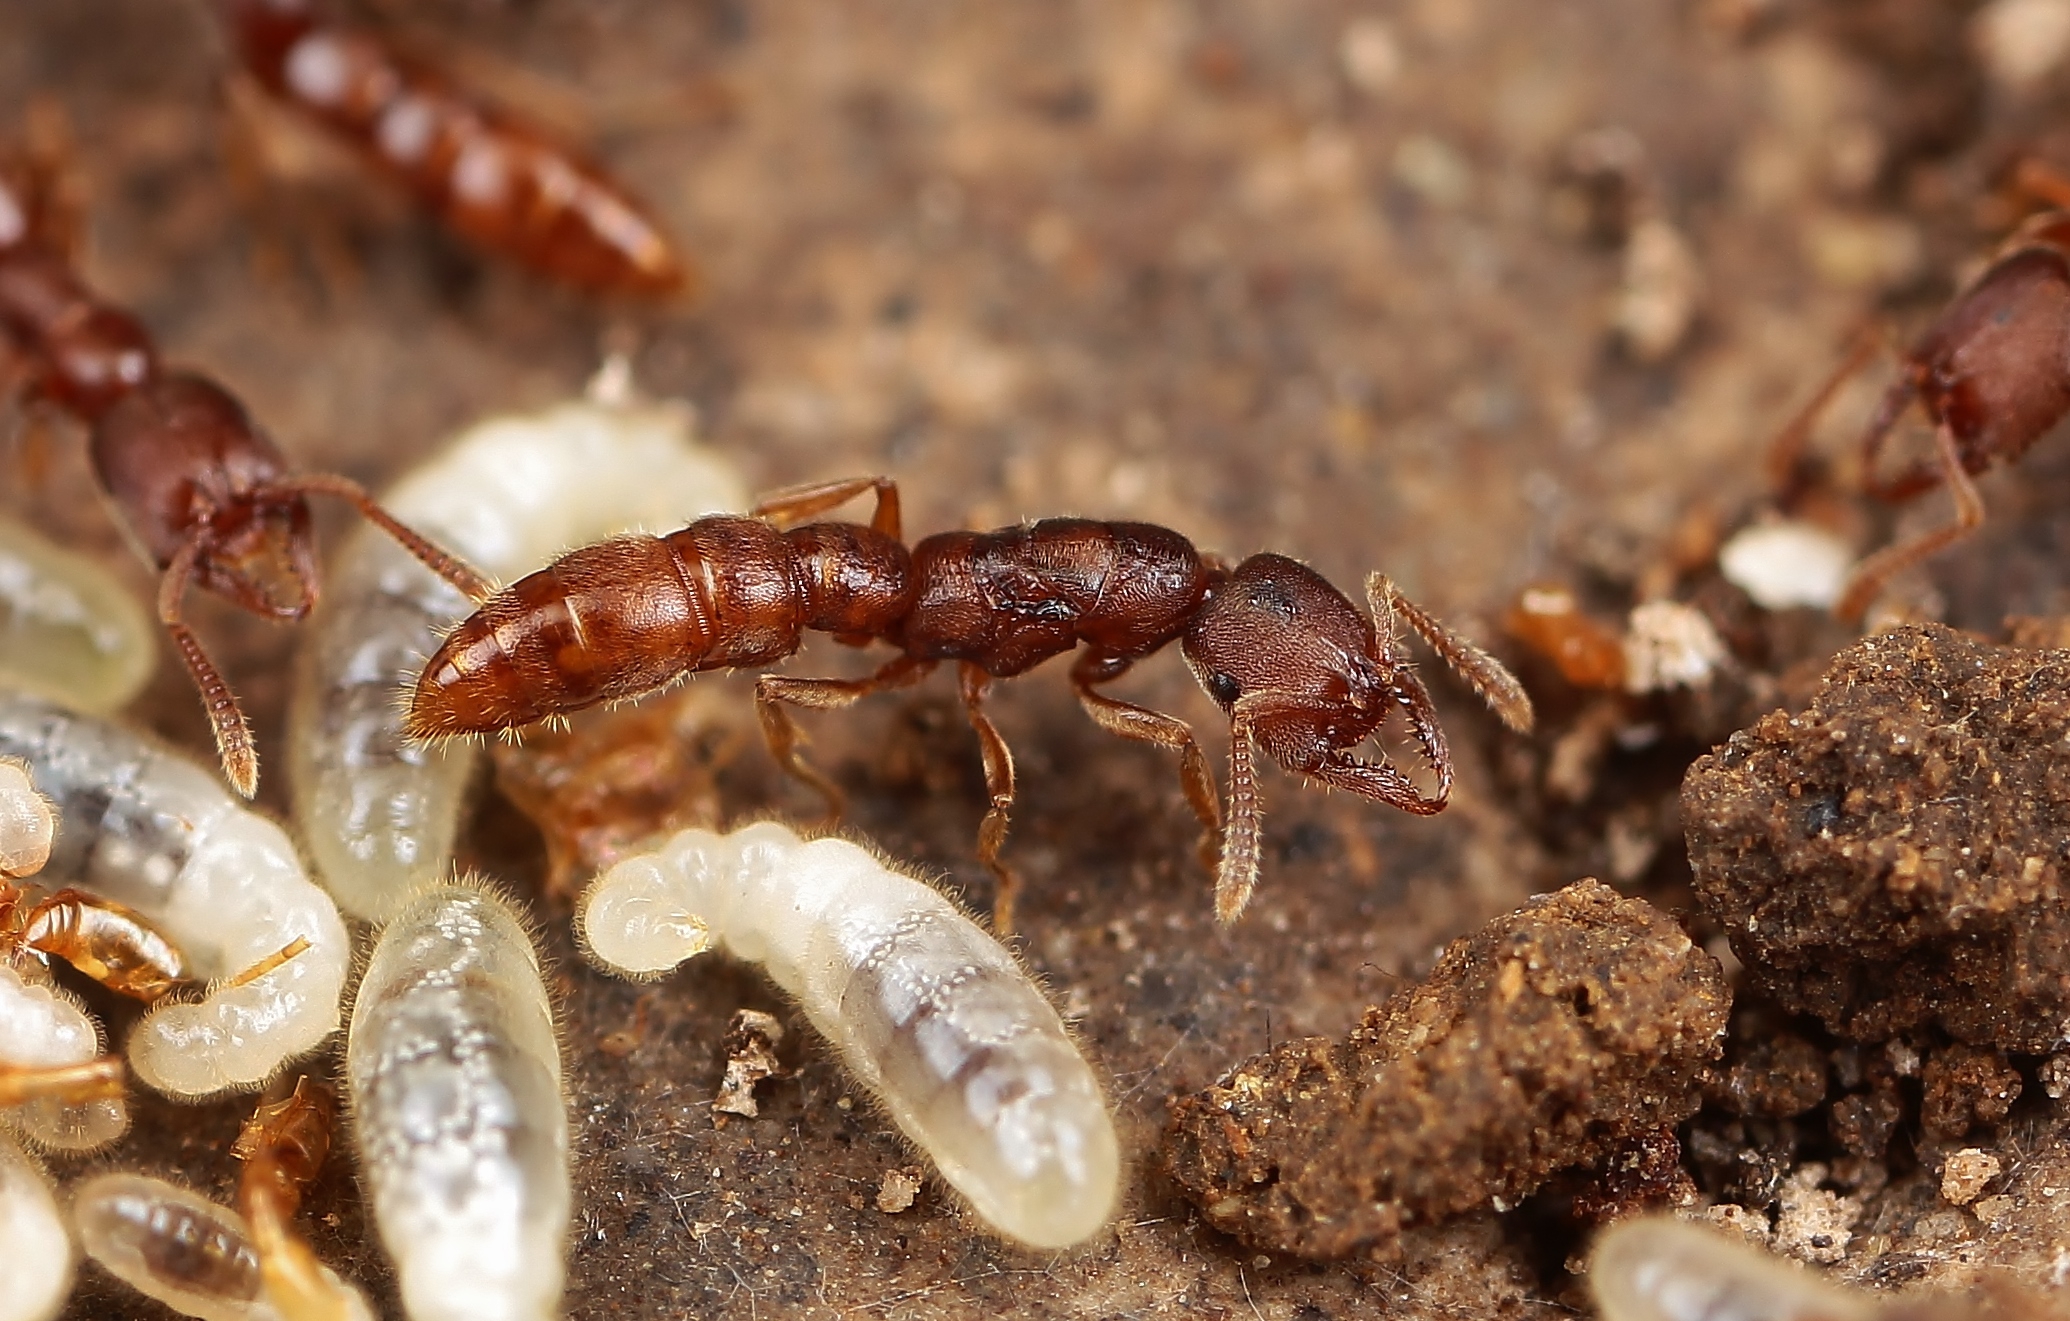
0,142,490,796
1770,174,2070,619
235,1075,359,1321
219,0,691,298
407,477,1533,931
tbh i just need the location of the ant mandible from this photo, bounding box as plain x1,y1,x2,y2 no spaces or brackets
406,477,1533,931
1769,194,2070,620
0,144,490,797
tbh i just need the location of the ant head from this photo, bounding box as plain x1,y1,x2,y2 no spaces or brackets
1182,553,1441,775
195,495,319,621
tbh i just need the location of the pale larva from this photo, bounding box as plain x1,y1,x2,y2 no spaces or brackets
0,758,52,878
580,821,1121,1250
1590,1217,1871,1321
348,883,567,1321
0,967,125,1151
287,382,747,922
0,519,154,717
0,691,349,1098
0,1133,70,1321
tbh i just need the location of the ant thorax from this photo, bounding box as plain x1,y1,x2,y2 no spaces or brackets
580,821,1121,1249
0,692,348,1097
0,1133,70,1321
0,521,156,718
288,391,747,923
348,883,567,1321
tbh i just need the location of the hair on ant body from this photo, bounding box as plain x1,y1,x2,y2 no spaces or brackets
411,477,1532,930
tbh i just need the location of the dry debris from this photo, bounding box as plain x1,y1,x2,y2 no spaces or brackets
713,1009,786,1119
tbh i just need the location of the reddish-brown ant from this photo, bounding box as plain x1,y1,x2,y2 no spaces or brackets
0,147,490,796
219,0,691,298
1770,201,2070,620
406,477,1532,930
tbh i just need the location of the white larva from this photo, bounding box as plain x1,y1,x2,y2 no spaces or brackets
0,691,349,1098
0,518,155,717
580,822,1121,1250
287,384,748,922
0,1134,71,1321
0,966,125,1151
0,758,53,878
1590,1217,1871,1321
348,882,567,1321
71,1172,373,1321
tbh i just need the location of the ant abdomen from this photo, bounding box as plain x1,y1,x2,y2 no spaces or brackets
0,248,156,419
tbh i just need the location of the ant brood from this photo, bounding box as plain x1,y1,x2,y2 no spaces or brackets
407,477,1533,931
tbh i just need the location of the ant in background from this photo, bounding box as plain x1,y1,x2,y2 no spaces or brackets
218,0,691,298
0,137,490,797
408,477,1533,932
1770,166,2070,620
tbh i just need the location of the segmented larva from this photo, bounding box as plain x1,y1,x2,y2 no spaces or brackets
0,1134,70,1321
0,968,125,1151
287,383,747,922
71,1171,373,1321
1590,1217,1871,1321
581,822,1121,1250
348,883,567,1321
0,692,349,1097
0,757,52,879
0,519,155,717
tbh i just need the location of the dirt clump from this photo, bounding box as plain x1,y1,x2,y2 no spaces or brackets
1683,624,2070,1053
1162,879,1729,1259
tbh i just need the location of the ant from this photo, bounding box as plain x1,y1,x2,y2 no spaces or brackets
219,0,691,298
1769,194,2070,620
0,144,490,797
234,1075,359,1321
407,477,1533,931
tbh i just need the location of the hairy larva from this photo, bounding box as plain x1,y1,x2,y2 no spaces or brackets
581,821,1121,1250
0,967,125,1151
0,1134,70,1321
0,692,349,1097
1590,1217,1870,1321
287,382,746,921
348,883,567,1321
0,758,52,879
0,519,154,717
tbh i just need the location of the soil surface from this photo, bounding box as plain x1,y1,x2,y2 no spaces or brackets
5,0,2070,1318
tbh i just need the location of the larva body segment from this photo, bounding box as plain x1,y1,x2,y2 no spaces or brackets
0,1134,70,1321
0,692,348,1097
348,884,567,1321
287,395,746,921
1590,1217,1871,1321
0,757,52,879
581,822,1120,1250
0,967,124,1150
0,520,155,717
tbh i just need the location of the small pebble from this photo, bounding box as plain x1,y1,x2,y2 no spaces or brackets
1718,521,1852,611
1940,1149,2002,1206
1623,601,1727,693
876,1169,922,1215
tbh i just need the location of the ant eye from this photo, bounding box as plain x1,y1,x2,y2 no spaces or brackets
1207,671,1241,705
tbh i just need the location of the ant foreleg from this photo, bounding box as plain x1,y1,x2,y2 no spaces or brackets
755,654,936,819
1837,420,1986,620
159,537,261,799
957,663,1022,935
1070,652,1221,873
752,475,903,540
1856,369,1946,502
275,473,494,602
1766,323,1882,502
1368,575,1534,733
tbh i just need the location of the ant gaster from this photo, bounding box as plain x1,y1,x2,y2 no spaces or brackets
1770,205,2070,619
407,477,1533,931
220,0,691,298
0,147,489,797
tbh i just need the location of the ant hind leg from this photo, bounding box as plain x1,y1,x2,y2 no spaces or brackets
1837,421,1987,620
752,476,903,540
956,663,1023,936
755,655,936,820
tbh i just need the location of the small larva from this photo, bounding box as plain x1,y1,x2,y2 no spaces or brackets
0,1133,70,1321
0,758,52,879
0,519,155,718
580,821,1121,1250
0,691,349,1098
0,967,125,1151
1590,1216,1870,1321
287,381,746,922
348,882,567,1321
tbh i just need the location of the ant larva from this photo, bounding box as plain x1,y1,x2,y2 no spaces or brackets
580,820,1120,1249
0,692,351,1098
0,519,156,718
409,478,1533,930
287,380,746,920
349,882,567,1321
1769,208,2070,620
218,0,690,298
1589,1216,1869,1321
0,148,490,797
0,1133,71,1321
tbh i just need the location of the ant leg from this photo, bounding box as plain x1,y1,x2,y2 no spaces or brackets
1368,576,1534,733
275,472,494,602
160,537,261,799
221,936,312,991
1837,421,1986,620
752,476,903,540
0,1057,125,1108
1766,324,1882,501
956,663,1022,935
22,888,188,1002
1856,368,1946,503
755,654,936,818
1070,652,1222,872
